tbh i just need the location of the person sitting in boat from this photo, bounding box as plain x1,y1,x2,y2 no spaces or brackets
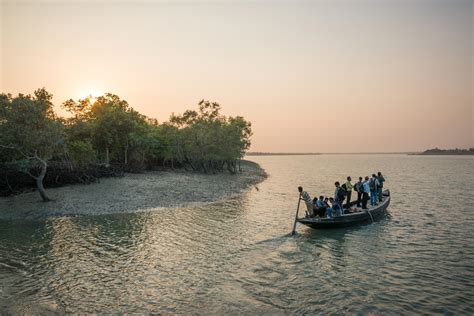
312,196,326,218
326,198,334,218
312,197,319,216
316,196,327,217
324,197,330,205
323,197,331,211
329,197,343,217
298,186,314,217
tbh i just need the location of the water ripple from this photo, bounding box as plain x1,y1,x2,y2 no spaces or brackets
1,155,474,313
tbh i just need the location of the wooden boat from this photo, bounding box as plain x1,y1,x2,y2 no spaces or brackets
297,190,390,229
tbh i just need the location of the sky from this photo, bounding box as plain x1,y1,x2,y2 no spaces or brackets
1,0,472,153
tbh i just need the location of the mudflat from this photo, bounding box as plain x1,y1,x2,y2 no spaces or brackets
0,160,267,221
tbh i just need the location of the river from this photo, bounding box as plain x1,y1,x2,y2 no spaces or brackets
1,154,473,314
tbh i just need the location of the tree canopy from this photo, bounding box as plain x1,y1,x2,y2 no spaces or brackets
0,89,253,200
0,88,64,200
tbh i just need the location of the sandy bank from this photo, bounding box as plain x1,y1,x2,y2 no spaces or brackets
0,160,267,221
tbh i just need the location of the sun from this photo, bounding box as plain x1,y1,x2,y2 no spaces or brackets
77,88,102,104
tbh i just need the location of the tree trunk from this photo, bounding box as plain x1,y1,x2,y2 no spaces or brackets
64,147,73,171
35,159,51,202
36,177,50,202
226,161,236,174
124,140,128,165
105,147,110,167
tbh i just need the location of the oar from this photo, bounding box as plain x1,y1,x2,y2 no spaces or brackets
367,208,374,223
291,193,302,236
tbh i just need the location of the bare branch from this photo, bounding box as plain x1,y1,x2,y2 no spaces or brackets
26,170,38,180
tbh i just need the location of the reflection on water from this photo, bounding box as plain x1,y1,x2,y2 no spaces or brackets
1,155,474,313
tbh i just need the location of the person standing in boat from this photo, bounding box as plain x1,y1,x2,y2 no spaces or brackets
362,176,370,209
369,174,380,206
298,186,314,217
344,176,353,208
354,177,364,207
334,181,345,213
376,171,385,202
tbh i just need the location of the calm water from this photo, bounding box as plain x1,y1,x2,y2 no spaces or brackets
1,155,474,314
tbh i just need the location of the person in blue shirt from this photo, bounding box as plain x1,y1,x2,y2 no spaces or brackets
315,196,327,217
326,198,334,218
362,176,370,209
369,174,380,206
329,197,343,217
316,196,326,208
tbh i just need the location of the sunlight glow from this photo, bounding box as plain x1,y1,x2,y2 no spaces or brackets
77,88,102,104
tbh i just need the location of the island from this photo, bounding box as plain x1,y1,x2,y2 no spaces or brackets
419,148,474,155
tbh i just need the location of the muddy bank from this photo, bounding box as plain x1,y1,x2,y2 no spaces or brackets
0,160,267,221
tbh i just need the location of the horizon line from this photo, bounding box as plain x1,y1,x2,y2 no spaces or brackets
245,149,474,155
245,152,418,155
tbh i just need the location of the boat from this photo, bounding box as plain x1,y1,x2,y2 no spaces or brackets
296,190,391,229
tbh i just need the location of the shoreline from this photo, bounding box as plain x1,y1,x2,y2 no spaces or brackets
0,160,267,221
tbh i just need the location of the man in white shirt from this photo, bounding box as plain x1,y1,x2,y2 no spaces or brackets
298,186,313,217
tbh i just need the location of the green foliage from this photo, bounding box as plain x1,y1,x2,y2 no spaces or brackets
0,88,64,166
89,94,139,155
1,89,253,199
68,140,97,168
166,100,252,173
127,120,163,169
62,93,148,165
0,88,65,201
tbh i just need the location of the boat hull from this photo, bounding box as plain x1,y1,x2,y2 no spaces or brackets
297,190,390,229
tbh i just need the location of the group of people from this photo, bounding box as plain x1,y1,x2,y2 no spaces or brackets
298,172,386,219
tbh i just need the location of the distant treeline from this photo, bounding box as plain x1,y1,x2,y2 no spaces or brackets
419,148,474,155
0,88,252,201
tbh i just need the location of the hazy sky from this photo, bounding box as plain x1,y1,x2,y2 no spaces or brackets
1,0,472,152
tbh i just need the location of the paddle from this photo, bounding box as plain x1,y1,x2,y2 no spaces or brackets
291,192,302,236
367,208,374,223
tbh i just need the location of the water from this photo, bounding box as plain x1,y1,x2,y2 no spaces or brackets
1,155,474,314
